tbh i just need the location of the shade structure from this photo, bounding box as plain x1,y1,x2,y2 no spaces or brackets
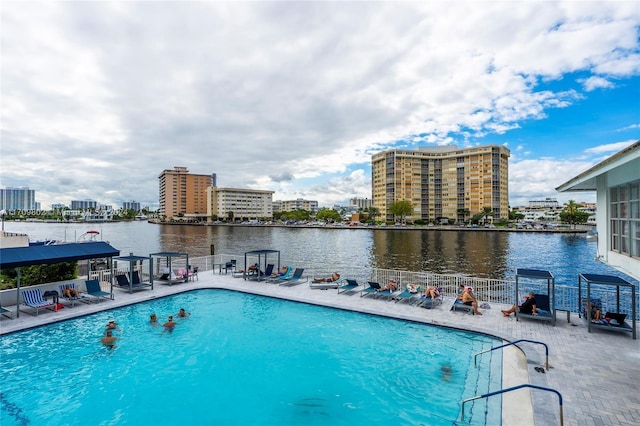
0,241,120,318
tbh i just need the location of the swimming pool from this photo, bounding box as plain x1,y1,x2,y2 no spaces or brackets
0,290,502,425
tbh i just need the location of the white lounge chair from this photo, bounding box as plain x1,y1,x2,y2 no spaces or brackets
21,288,55,316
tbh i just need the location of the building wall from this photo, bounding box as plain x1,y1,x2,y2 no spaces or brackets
274,199,319,212
0,187,36,211
70,200,97,210
207,187,274,220
372,145,510,222
596,160,640,280
158,166,212,218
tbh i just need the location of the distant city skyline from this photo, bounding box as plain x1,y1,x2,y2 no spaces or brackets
2,2,638,210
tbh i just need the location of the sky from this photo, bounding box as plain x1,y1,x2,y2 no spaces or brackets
1,1,639,211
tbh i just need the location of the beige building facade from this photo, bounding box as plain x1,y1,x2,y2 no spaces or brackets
207,187,274,221
158,166,212,219
273,199,319,213
372,145,510,223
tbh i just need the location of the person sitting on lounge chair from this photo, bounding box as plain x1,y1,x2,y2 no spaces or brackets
502,291,537,317
423,286,440,299
313,272,340,282
273,266,288,277
62,286,80,299
381,279,399,291
462,287,482,315
247,263,259,275
407,283,420,293
457,283,465,300
585,301,601,320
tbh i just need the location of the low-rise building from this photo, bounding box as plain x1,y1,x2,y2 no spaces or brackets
557,141,639,281
208,187,274,221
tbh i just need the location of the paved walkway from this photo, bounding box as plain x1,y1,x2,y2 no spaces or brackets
1,272,638,426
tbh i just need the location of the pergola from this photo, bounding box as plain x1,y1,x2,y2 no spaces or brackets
0,241,120,317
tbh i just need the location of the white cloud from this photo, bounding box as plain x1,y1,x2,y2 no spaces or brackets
585,140,636,154
579,76,615,91
1,1,638,209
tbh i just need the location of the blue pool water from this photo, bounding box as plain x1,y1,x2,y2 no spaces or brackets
1,290,502,425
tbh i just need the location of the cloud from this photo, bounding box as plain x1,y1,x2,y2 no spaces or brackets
579,76,615,91
1,1,638,209
585,140,636,154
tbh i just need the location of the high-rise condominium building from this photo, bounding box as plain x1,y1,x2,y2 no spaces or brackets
207,187,274,220
0,187,36,211
158,166,212,218
70,199,98,210
371,145,510,223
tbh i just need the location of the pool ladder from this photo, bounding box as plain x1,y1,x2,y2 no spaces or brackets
461,339,563,425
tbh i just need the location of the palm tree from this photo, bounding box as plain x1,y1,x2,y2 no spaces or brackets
481,206,494,225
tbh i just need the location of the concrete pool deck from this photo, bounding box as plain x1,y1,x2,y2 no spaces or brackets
1,272,639,426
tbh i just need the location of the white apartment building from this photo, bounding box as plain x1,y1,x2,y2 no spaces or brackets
207,187,274,221
273,198,319,213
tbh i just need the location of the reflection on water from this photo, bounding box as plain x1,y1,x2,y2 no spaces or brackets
5,221,637,285
370,230,510,278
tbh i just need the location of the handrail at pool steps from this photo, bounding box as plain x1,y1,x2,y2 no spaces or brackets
474,339,550,371
461,384,563,426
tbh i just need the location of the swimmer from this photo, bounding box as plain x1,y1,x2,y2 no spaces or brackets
440,363,453,382
162,315,177,334
150,313,159,325
105,319,119,331
176,308,190,318
101,330,118,349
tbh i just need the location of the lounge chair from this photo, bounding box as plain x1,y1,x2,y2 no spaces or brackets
310,276,343,290
361,281,382,298
85,279,112,302
376,282,397,301
395,284,421,305
116,272,153,293
279,268,308,287
582,297,633,334
21,288,55,316
59,283,89,307
338,279,360,294
419,287,443,309
1,305,13,320
267,265,291,283
450,298,474,314
516,293,554,323
156,268,187,285
249,264,274,281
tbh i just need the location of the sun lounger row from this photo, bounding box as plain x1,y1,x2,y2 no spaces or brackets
19,280,114,316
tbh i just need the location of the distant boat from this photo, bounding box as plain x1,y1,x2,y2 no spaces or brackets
78,230,100,242
135,214,148,221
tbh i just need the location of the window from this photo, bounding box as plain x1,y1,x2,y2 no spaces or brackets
610,180,640,258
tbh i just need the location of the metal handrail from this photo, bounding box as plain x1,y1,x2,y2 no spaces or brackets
461,384,563,426
474,339,549,370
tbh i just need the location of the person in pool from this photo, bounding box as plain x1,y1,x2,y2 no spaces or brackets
162,315,177,333
176,308,190,318
101,330,118,348
105,319,119,331
150,313,159,325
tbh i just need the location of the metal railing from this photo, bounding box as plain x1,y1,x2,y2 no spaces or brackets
474,339,550,370
461,384,563,426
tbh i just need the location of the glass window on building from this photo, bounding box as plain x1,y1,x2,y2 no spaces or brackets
610,180,640,258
